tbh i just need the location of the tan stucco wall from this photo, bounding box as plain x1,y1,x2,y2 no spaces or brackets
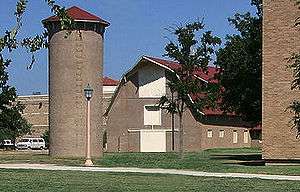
48,30,103,157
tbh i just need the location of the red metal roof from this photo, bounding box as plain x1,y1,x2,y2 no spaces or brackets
145,56,181,71
190,93,234,116
144,56,219,83
193,67,219,83
103,76,118,86
43,6,110,26
143,56,226,115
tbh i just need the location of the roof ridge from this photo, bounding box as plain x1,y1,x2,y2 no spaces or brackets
42,6,110,26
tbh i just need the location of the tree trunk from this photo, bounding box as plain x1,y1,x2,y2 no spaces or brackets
179,113,183,158
171,92,175,151
171,112,175,151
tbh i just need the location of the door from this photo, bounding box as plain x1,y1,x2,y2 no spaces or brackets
140,130,166,152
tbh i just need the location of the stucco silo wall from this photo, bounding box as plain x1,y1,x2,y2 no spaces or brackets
49,30,103,157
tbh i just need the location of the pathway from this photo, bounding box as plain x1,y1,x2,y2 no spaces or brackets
0,163,299,181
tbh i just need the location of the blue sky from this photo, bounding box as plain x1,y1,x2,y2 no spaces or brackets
0,0,255,95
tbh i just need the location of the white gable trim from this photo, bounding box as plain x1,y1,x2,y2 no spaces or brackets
144,57,208,83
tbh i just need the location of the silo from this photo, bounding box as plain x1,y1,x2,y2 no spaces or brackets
42,6,109,157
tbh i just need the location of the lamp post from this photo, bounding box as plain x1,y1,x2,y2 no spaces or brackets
84,84,94,166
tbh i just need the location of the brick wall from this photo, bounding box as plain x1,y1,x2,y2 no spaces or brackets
263,0,300,160
17,95,49,137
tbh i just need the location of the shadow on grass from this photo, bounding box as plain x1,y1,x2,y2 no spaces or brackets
210,154,265,166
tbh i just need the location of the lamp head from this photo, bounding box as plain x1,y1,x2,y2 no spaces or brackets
84,84,93,100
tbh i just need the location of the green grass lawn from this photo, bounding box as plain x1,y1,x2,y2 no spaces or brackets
97,148,300,175
1,148,300,175
0,150,84,166
1,169,300,192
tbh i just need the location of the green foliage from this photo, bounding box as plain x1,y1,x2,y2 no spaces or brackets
286,0,300,137
287,1,300,137
288,54,300,90
0,1,31,140
160,21,220,155
287,101,300,138
215,0,262,124
46,0,74,30
24,0,74,69
296,9,300,26
0,0,72,140
160,21,221,116
0,102,31,141
0,47,31,140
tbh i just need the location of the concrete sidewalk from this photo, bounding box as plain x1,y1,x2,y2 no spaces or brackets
0,163,299,181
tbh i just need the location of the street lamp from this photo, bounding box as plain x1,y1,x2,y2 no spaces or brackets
84,84,93,166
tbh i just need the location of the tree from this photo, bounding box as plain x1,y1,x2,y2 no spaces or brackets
0,59,31,141
0,0,72,141
159,21,221,156
215,0,262,125
286,1,300,138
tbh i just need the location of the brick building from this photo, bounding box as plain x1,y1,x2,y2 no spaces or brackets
17,94,49,137
263,0,300,162
17,77,118,138
104,56,256,152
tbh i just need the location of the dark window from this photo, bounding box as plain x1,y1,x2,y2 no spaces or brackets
39,102,43,109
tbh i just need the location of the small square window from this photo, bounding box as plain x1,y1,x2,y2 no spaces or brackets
244,130,249,143
219,130,224,138
144,105,161,125
233,130,238,143
207,130,213,138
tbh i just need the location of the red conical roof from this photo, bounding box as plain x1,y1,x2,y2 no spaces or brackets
43,6,109,26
